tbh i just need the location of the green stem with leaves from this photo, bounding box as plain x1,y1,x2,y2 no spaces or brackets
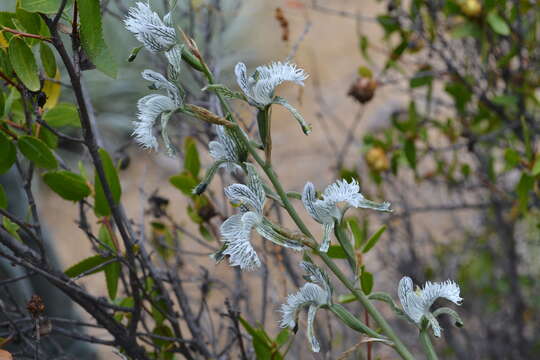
199,61,415,360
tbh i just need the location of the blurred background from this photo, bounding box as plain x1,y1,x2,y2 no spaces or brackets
1,0,539,359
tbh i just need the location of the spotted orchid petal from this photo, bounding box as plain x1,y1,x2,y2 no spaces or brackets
220,212,262,271
124,2,176,53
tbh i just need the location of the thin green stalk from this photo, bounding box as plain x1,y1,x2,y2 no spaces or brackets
319,252,415,360
419,330,438,360
200,64,414,360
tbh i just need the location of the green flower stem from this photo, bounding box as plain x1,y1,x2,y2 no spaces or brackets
420,329,439,360
201,65,414,360
319,252,415,360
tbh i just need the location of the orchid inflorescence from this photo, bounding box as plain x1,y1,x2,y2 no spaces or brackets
125,2,463,357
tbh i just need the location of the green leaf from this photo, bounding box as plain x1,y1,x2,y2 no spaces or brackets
0,132,16,174
0,184,7,209
357,66,373,78
152,325,174,348
64,255,110,278
14,8,46,46
238,317,274,360
503,148,520,170
487,11,510,36
532,158,540,176
43,170,91,201
360,269,374,294
2,217,21,242
8,37,40,92
170,172,197,196
17,135,58,169
105,261,120,300
362,225,386,253
94,148,122,217
77,0,117,78
39,42,56,78
347,217,364,249
516,173,534,212
377,15,400,35
403,138,416,170
275,329,290,347
43,103,81,127
183,137,200,178
450,22,481,38
410,69,433,88
327,244,347,259
18,0,72,14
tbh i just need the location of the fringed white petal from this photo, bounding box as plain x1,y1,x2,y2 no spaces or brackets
322,179,363,207
220,213,261,271
420,280,463,309
235,61,308,107
124,2,176,52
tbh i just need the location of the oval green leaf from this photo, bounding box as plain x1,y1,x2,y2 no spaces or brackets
19,0,73,14
0,132,16,174
43,103,81,128
94,148,122,217
9,38,40,92
40,42,57,78
43,170,91,201
64,255,110,278
17,135,58,169
362,225,387,253
487,11,510,36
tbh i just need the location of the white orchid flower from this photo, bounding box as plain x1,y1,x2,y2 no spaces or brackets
234,61,311,134
132,70,182,153
219,165,303,270
398,276,463,337
125,2,182,75
302,179,391,252
279,262,332,352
